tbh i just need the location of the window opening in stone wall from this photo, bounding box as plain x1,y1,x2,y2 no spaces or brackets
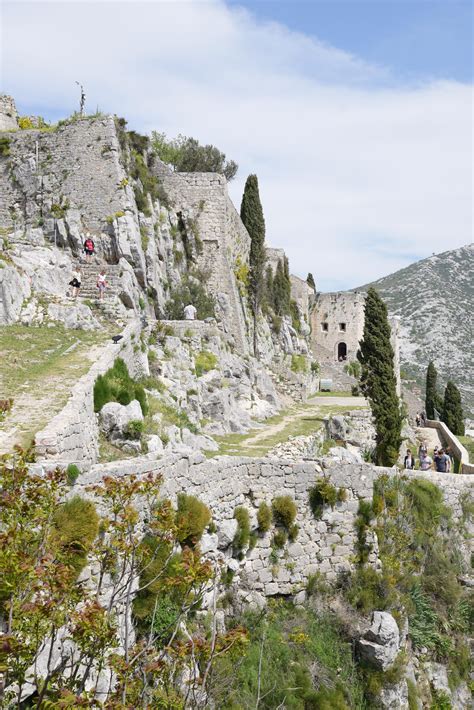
339,322,346,332
321,322,328,332
337,342,347,361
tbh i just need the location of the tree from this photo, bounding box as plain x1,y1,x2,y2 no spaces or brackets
240,174,266,354
151,132,238,181
306,273,316,291
441,381,465,436
425,361,439,420
357,288,402,465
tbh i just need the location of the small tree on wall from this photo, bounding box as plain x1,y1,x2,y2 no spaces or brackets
442,381,465,436
240,174,266,354
357,287,402,466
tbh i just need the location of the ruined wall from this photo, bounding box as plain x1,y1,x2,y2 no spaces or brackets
74,453,473,598
310,292,365,364
0,94,18,131
35,320,148,464
290,274,314,321
0,116,131,232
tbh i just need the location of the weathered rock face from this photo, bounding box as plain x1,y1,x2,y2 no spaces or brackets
47,302,100,330
100,399,143,441
325,410,376,450
0,261,30,323
358,611,401,671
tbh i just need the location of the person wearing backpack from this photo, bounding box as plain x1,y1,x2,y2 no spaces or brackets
83,234,95,262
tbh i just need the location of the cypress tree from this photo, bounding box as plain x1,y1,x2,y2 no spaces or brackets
265,265,274,310
441,381,465,436
283,256,292,313
357,287,402,466
306,273,316,291
425,361,439,420
240,174,266,354
273,259,287,316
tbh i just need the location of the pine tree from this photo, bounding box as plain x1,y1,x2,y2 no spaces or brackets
306,273,316,291
240,174,266,354
441,381,465,436
425,361,439,420
357,287,402,465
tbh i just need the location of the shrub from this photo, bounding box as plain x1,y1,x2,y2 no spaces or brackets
52,496,99,576
272,496,297,530
345,566,393,614
66,463,80,485
124,419,144,440
288,523,299,542
291,354,308,374
351,384,360,396
233,507,251,552
310,361,320,375
176,494,210,547
164,272,216,320
0,137,11,157
257,501,272,533
309,478,346,519
195,350,218,377
94,359,148,415
18,116,35,130
272,530,288,548
151,131,238,181
306,572,330,597
151,594,181,646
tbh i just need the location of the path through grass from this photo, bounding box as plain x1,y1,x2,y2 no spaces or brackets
0,324,110,451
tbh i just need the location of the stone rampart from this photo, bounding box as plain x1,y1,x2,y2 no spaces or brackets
0,116,131,232
68,453,473,597
35,319,147,464
426,419,474,473
0,94,18,131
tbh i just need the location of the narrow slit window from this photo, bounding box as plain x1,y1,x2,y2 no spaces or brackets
339,322,346,332
321,322,328,332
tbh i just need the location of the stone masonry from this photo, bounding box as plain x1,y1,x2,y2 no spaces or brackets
0,94,18,131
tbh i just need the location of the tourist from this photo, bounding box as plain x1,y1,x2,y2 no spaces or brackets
404,449,415,470
69,267,81,298
415,413,421,427
420,453,433,471
97,270,108,300
434,448,450,473
420,411,426,426
184,303,197,320
418,441,428,459
445,446,454,472
83,233,95,262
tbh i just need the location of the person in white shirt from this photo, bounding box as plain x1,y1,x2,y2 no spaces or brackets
97,271,108,300
183,303,197,320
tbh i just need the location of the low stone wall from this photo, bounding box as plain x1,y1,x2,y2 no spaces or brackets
157,319,224,341
68,454,473,598
426,419,474,473
34,320,148,465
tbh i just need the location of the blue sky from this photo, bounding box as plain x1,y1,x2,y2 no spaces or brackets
2,0,472,291
228,0,473,83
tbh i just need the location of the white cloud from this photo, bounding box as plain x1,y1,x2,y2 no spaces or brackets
2,0,472,289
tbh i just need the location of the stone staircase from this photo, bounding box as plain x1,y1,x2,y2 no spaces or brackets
77,261,121,301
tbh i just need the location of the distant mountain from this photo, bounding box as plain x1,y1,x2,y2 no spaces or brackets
356,244,474,416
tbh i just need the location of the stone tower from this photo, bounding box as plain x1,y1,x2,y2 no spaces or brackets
310,291,366,364
0,95,19,131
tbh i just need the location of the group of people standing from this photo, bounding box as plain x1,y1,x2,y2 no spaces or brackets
404,442,454,472
68,235,108,299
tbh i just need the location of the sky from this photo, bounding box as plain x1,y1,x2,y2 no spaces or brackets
1,0,472,291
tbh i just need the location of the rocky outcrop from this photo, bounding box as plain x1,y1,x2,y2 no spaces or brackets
358,611,401,670
100,399,143,440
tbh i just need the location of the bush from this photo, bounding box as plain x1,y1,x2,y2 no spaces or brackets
272,530,288,548
66,463,80,485
351,384,360,396
233,507,251,552
93,358,148,415
291,354,308,374
0,137,11,157
311,361,320,375
164,272,216,320
124,419,144,440
288,523,299,542
52,496,99,576
195,350,218,377
257,501,272,533
309,479,346,519
345,566,394,614
176,494,210,547
151,132,238,181
272,496,297,530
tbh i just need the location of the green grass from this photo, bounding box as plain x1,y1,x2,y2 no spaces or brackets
0,324,108,396
458,436,474,463
311,391,354,398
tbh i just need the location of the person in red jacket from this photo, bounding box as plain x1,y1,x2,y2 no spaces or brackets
83,234,95,262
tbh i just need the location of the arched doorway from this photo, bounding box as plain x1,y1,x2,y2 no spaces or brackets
337,342,347,361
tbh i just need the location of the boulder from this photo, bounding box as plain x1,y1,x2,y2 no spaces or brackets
217,519,239,549
146,435,164,454
99,400,143,440
0,263,31,324
379,681,409,709
358,612,400,671
47,302,100,331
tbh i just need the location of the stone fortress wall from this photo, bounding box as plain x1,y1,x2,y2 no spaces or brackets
65,452,473,598
310,291,366,364
0,94,19,131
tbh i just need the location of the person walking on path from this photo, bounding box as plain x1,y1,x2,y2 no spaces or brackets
184,303,197,320
97,270,108,300
420,453,433,471
404,449,415,470
418,441,428,459
434,449,450,473
69,267,81,298
83,234,95,262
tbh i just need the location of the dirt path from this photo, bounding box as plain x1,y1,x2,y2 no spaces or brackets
242,396,368,446
416,426,444,451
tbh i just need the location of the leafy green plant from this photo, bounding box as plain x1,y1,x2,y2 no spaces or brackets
233,507,251,553
291,354,308,374
257,501,272,533
124,419,144,440
52,496,99,576
66,463,80,485
271,496,297,530
93,358,148,415
164,272,215,320
195,350,218,377
176,493,211,547
308,478,346,519
0,137,11,157
272,530,288,548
